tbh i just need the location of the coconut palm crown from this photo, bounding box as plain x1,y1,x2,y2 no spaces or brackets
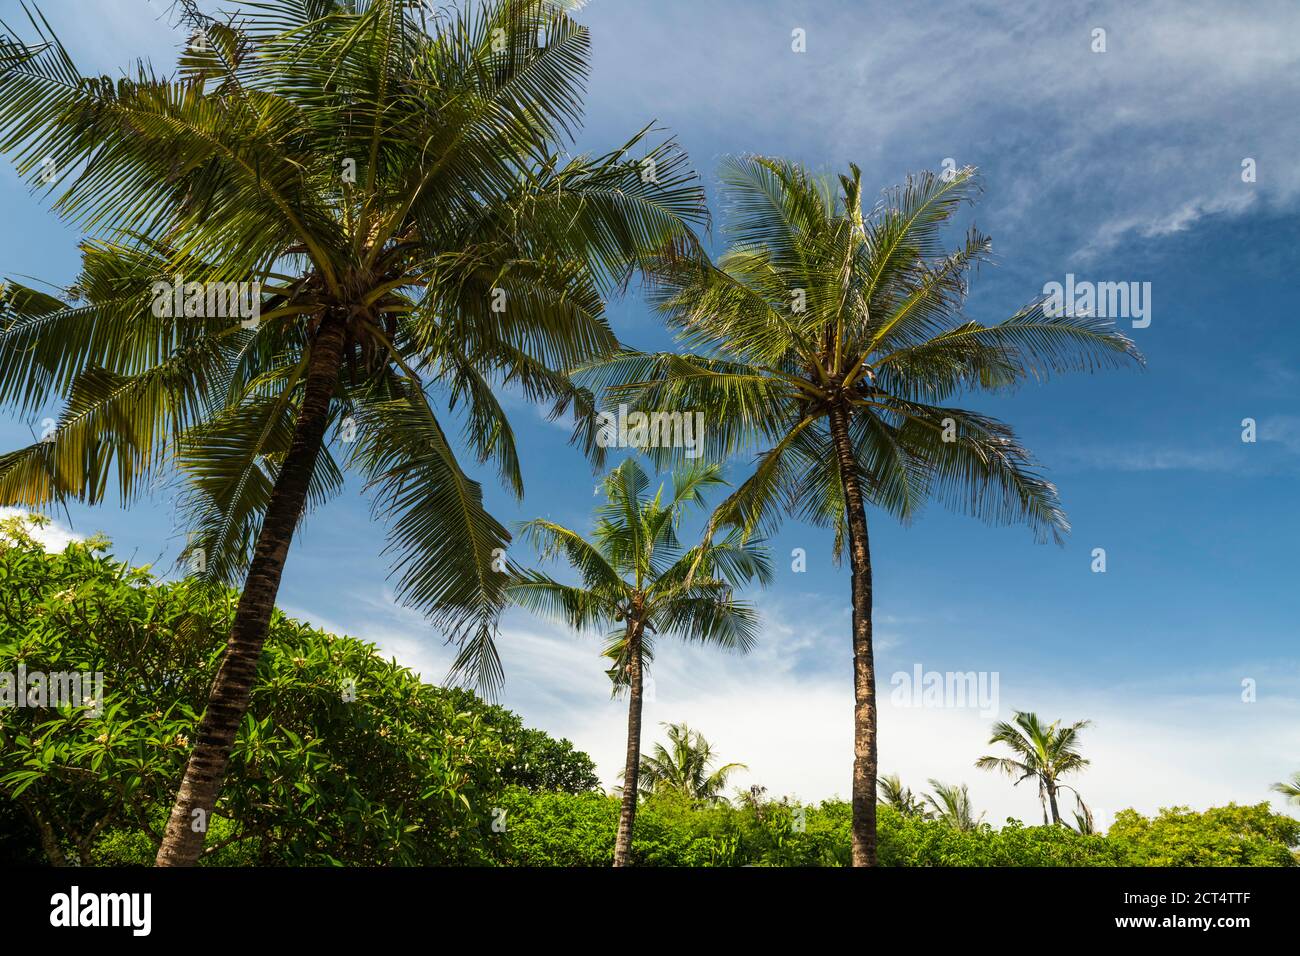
638,721,747,804
878,772,930,819
977,710,1092,825
925,779,984,832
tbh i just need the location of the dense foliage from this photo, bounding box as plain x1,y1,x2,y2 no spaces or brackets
439,688,599,795
495,791,1298,867
1106,804,1300,867
0,520,593,866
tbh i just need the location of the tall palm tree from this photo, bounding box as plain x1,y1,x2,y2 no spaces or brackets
0,0,705,866
1272,772,1300,806
508,458,770,865
637,721,746,804
878,772,929,818
976,711,1091,825
924,779,984,831
580,158,1143,864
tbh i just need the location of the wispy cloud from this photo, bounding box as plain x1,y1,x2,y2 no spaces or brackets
580,0,1300,264
1050,419,1300,473
1051,445,1238,473
1260,415,1300,454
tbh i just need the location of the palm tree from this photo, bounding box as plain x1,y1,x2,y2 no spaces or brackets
1070,792,1097,835
924,780,984,831
1272,772,1300,806
637,721,746,804
0,0,705,866
878,772,929,818
977,711,1091,825
580,158,1143,864
507,458,770,865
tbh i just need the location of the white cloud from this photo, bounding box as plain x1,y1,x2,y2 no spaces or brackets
1261,416,1300,454
0,507,84,551
541,654,1300,832
298,585,1300,832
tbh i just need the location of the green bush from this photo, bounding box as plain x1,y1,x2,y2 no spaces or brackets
1106,804,1300,866
493,790,1297,867
877,809,1123,866
0,519,591,866
439,687,599,795
494,789,619,865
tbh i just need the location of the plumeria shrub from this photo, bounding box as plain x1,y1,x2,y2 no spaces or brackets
0,518,582,865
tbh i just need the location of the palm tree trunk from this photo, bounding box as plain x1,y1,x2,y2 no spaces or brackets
828,399,877,867
612,623,644,867
155,311,347,867
1046,780,1061,825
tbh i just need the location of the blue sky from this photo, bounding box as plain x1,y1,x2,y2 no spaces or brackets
2,0,1298,829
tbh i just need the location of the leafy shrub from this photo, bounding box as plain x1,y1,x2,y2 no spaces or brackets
495,789,619,865
1106,804,1300,866
440,687,599,794
877,809,1123,866
0,519,589,866
493,791,1297,867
